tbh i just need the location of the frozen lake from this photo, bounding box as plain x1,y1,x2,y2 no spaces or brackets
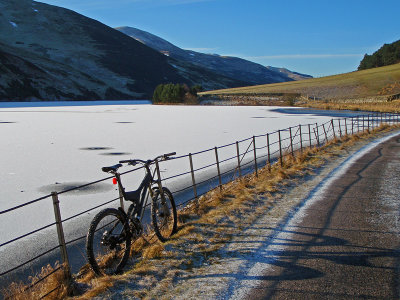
0,101,361,280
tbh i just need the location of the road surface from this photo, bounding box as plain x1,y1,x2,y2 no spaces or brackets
245,133,400,299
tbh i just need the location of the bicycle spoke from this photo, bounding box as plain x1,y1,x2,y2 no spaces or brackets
86,208,131,275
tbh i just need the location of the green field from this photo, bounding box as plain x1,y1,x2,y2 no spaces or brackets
200,63,400,100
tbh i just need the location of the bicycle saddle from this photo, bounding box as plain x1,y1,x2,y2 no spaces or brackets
102,163,123,173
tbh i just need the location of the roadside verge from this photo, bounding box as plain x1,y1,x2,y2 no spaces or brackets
65,125,400,299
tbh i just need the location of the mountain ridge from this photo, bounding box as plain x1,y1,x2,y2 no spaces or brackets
0,0,310,101
0,0,246,101
116,26,312,86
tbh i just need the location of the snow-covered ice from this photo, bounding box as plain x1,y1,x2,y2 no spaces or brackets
0,101,359,275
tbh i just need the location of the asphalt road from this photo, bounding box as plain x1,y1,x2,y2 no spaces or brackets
247,134,400,299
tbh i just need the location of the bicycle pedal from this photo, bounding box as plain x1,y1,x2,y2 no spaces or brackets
130,218,143,236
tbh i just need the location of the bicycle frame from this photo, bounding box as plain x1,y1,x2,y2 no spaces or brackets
114,160,165,222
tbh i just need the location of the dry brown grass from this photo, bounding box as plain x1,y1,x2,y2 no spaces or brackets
2,263,68,300
73,276,114,300
303,99,400,113
142,243,165,260
200,63,400,101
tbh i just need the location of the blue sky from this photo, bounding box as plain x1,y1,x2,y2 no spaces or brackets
38,0,400,77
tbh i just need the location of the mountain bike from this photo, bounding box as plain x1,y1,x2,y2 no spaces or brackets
86,152,178,275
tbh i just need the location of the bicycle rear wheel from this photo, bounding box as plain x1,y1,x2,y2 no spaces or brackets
151,187,177,242
86,208,131,275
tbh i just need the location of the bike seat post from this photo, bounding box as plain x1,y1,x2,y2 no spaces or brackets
115,173,125,211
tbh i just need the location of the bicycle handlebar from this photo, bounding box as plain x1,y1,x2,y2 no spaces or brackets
158,152,176,160
119,152,176,166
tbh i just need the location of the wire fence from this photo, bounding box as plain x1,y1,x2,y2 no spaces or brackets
1,111,399,298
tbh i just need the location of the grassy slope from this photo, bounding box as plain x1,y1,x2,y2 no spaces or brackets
200,63,400,100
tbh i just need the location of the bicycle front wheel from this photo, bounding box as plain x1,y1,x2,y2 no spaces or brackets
151,187,177,242
86,208,131,275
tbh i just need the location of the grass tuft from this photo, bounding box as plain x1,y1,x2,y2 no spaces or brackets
2,263,68,300
142,243,165,260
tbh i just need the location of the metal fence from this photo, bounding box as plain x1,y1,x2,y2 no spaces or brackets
1,111,399,298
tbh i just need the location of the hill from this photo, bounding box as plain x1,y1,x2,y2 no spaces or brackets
358,39,400,70
116,26,312,86
201,63,400,101
0,0,246,101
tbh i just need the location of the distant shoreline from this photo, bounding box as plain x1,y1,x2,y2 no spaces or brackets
0,100,152,108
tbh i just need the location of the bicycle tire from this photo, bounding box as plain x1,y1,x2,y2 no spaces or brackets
151,187,177,242
86,208,131,275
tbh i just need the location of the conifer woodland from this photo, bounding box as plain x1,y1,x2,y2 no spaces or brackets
358,39,400,70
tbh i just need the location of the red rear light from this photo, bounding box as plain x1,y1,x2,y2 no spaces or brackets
112,178,117,185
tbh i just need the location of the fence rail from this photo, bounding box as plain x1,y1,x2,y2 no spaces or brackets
1,111,399,298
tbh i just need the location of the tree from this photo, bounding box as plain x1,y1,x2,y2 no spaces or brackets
358,39,400,70
152,83,201,104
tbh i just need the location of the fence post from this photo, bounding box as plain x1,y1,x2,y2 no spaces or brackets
313,127,320,147
368,115,370,132
331,119,336,139
51,192,72,285
278,130,283,166
338,119,342,137
267,133,271,172
322,123,328,143
372,114,375,130
236,141,242,178
253,136,258,177
289,127,294,156
299,124,303,153
363,115,365,132
214,147,222,191
315,123,320,146
308,124,312,147
345,118,348,135
358,116,360,132
351,117,354,135
188,153,198,204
